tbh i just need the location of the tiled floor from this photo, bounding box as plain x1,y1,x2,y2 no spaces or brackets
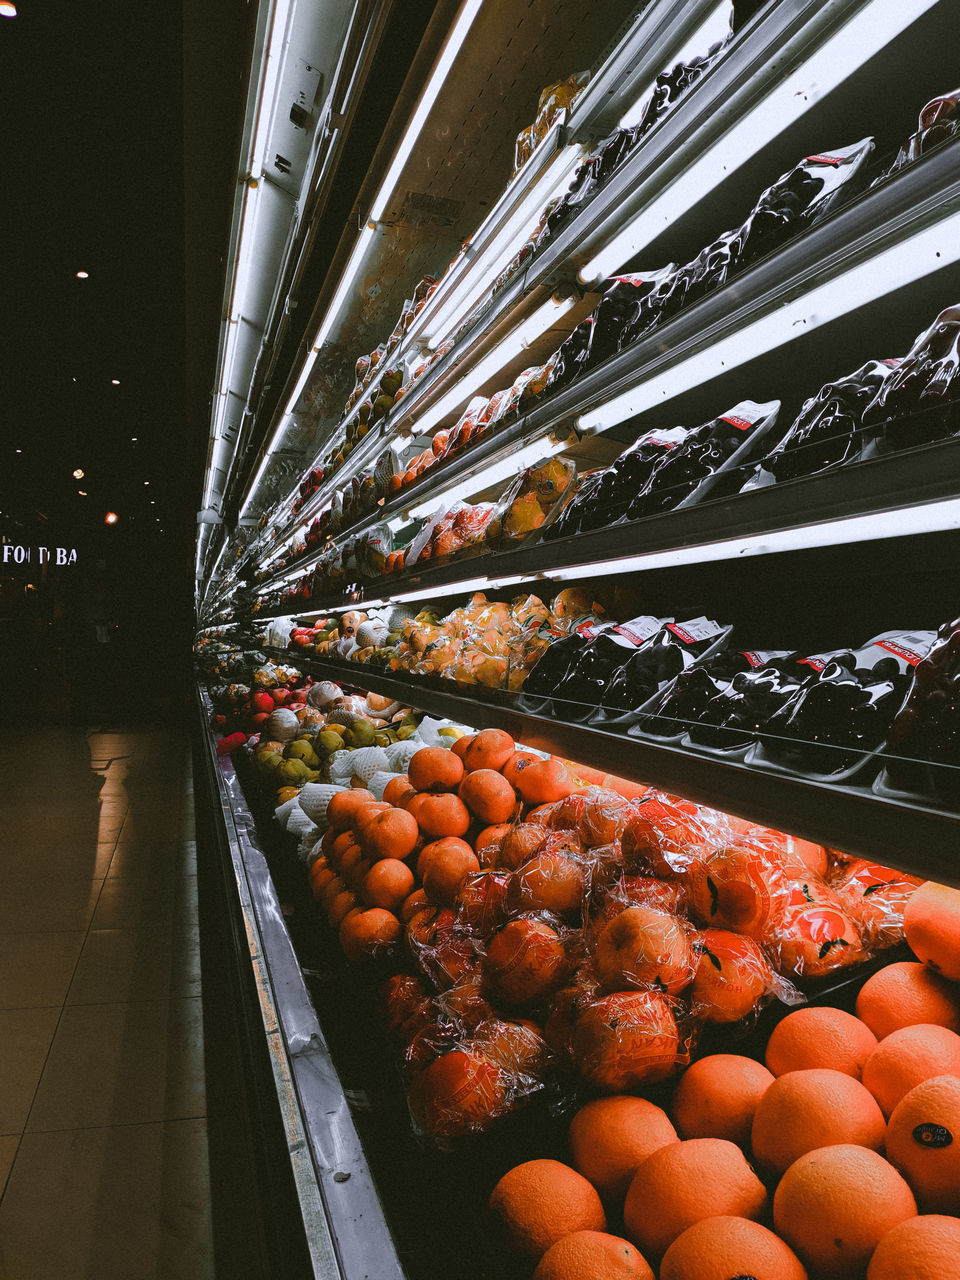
0,727,213,1279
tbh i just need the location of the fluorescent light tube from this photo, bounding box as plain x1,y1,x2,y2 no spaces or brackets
581,0,940,285
368,0,484,223
617,1,733,131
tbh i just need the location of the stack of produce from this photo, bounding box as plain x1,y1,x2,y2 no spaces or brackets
302,726,920,1154
487,881,960,1280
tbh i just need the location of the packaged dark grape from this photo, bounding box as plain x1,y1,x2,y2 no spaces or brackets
542,426,689,540
639,647,797,743
625,400,779,519
753,630,937,778
586,267,679,368
598,616,731,722
553,616,672,722
862,303,960,452
546,317,595,394
745,359,900,487
621,140,875,345
880,617,960,806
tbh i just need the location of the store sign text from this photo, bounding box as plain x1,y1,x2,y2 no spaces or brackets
2,545,78,566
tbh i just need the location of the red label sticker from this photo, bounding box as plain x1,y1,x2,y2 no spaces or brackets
805,154,845,166
876,639,924,666
882,358,901,367
576,622,602,640
798,657,827,672
721,414,754,431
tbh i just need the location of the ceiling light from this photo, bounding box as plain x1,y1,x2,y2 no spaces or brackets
0,3,17,15
144,481,150,485
73,468,84,479
78,490,87,497
111,379,120,386
75,270,89,279
104,512,119,525
131,437,137,442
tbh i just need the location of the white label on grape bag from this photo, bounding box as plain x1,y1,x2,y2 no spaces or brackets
667,617,724,645
613,615,663,646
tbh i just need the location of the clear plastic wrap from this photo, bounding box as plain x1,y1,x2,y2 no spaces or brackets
830,859,924,949
862,303,960,451
570,989,684,1092
484,456,576,548
689,928,802,1023
881,616,960,804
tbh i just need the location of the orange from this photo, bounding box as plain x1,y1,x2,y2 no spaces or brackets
886,1075,960,1213
458,768,517,825
474,1018,551,1078
406,791,471,839
508,851,586,917
319,827,337,857
660,1216,809,1280
595,876,684,924
572,991,680,1093
774,899,865,979
326,890,358,928
773,1144,916,1278
382,774,415,807
453,870,509,934
862,1024,960,1117
409,1048,508,1139
623,1138,767,1260
533,1231,653,1280
765,1006,878,1079
690,929,773,1023
343,852,373,892
594,907,695,995
856,962,960,1038
360,807,419,861
351,801,392,835
327,829,357,868
450,733,473,760
437,981,495,1031
362,858,415,912
379,973,426,1034
407,746,464,793
326,788,375,830
516,759,576,805
320,874,348,909
399,888,430,922
752,1068,885,1175
498,823,546,870
621,794,701,878
405,904,455,952
489,1159,606,1259
502,749,542,789
672,1054,773,1148
417,836,474,880
474,822,512,867
309,863,336,900
484,918,567,1005
463,728,515,773
339,907,401,962
577,791,637,846
568,1095,678,1202
686,847,787,938
421,840,480,907
904,881,960,982
834,859,923,948
867,1213,960,1279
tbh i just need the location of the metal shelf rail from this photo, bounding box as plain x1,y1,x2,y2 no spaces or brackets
196,689,405,1280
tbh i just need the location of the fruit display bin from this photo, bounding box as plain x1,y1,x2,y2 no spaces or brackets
196,679,929,1280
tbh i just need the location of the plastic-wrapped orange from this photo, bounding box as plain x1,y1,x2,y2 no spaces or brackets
572,991,680,1092
409,1048,509,1138
594,906,695,994
484,918,567,1005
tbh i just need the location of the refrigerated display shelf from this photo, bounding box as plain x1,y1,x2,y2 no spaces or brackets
266,651,960,883
213,0,957,612
255,431,960,617
195,689,405,1280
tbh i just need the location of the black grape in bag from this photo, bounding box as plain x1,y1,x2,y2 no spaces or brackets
597,616,731,720
641,648,797,744
757,630,936,777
